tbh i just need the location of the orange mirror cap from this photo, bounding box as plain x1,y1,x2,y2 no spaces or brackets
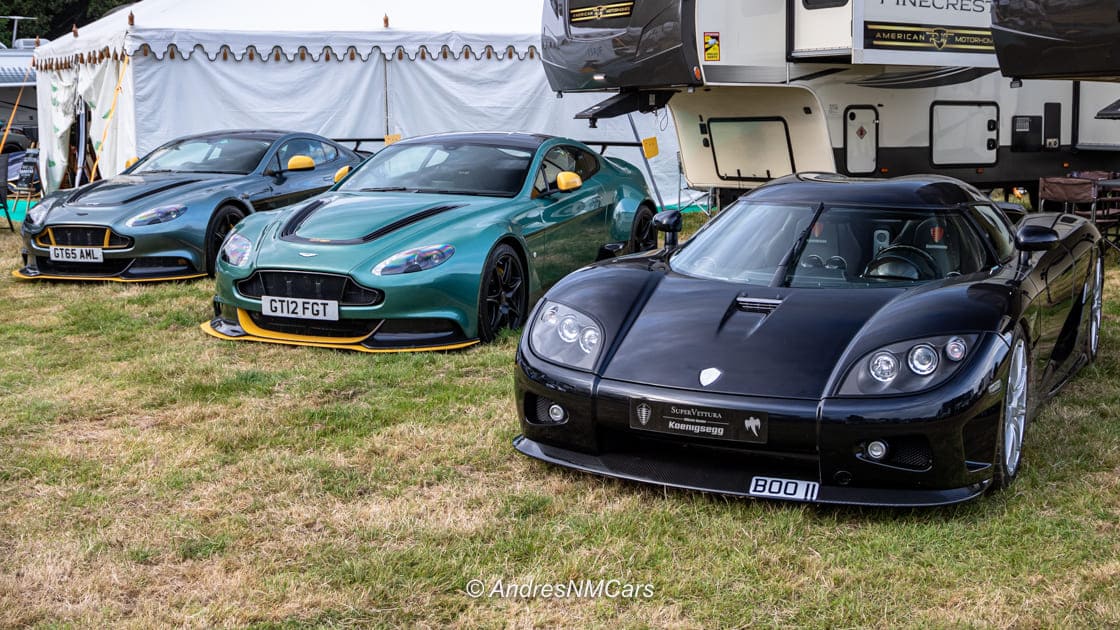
287,155,315,171
125,157,139,169
333,165,350,183
556,171,582,191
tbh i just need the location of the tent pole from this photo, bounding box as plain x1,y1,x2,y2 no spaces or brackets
384,54,390,139
627,113,663,209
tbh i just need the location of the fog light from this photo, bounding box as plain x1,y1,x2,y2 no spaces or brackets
867,440,889,461
547,404,567,423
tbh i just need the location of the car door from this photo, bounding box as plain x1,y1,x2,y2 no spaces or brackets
532,145,609,286
254,138,338,211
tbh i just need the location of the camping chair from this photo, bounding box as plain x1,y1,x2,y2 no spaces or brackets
1039,173,1120,253
0,154,13,231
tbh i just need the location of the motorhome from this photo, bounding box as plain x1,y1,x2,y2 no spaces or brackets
542,0,1120,204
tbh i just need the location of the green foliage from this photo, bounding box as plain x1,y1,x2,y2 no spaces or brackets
0,0,134,44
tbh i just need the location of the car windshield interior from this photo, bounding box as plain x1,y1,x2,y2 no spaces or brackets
337,141,534,197
131,137,273,175
671,200,991,288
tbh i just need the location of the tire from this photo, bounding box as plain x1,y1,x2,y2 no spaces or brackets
205,204,246,276
1086,253,1104,363
993,332,1030,491
477,243,528,342
628,204,658,253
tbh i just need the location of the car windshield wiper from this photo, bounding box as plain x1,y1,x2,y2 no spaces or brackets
190,170,247,174
358,186,419,192
136,169,175,174
772,202,826,288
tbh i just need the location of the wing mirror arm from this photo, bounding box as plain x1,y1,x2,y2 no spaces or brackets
653,209,682,249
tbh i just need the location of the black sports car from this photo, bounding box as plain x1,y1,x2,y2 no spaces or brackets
513,174,1105,507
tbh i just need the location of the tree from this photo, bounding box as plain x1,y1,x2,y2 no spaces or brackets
0,0,134,46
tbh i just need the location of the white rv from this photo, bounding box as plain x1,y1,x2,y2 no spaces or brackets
542,0,1120,204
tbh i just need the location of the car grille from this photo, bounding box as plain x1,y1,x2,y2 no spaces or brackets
887,436,933,470
237,271,383,306
35,226,132,249
34,256,133,276
247,312,382,338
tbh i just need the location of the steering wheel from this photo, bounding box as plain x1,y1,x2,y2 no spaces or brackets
862,245,941,281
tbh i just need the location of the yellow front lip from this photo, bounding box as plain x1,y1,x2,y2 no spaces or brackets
199,309,480,354
11,269,206,283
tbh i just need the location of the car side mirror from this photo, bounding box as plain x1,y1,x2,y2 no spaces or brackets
286,155,316,172
1016,224,1059,251
556,171,582,192
124,156,139,169
333,165,350,183
653,209,682,248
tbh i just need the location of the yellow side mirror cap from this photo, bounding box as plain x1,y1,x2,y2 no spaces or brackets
557,171,583,192
384,134,402,146
641,136,659,159
333,165,351,183
125,157,139,169
286,155,315,171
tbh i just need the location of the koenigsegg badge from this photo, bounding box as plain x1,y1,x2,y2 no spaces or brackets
570,1,634,23
636,402,652,426
699,367,722,387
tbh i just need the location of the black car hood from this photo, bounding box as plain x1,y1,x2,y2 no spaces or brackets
58,172,233,208
574,264,1014,400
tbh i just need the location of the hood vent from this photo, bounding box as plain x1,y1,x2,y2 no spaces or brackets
65,178,201,206
735,296,782,314
360,204,464,243
280,200,465,245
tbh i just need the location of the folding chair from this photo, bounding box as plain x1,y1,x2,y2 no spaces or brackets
1039,174,1120,253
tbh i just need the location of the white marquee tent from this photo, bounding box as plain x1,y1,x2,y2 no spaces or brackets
32,0,687,205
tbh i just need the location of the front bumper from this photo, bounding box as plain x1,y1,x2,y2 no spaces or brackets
514,335,1010,507
15,223,206,282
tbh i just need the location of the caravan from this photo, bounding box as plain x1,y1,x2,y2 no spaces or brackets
543,0,1120,203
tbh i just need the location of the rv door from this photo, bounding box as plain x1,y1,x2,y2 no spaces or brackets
844,106,878,175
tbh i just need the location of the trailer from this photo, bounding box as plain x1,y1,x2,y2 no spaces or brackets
543,0,1120,203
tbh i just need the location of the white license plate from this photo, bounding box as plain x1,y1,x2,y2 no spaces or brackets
261,295,339,321
749,476,820,502
49,246,103,263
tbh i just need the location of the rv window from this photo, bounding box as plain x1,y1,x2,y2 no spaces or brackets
930,102,999,167
803,0,848,8
707,118,795,182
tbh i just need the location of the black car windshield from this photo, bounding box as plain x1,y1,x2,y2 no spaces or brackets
131,137,273,175
671,200,990,288
337,140,534,197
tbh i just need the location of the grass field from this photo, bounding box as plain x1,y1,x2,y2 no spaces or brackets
1,222,1118,628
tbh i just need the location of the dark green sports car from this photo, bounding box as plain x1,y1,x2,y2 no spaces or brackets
202,132,658,352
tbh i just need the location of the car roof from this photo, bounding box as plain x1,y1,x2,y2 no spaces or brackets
746,173,987,207
394,131,552,151
171,130,319,143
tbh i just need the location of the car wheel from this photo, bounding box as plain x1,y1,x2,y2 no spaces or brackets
993,333,1029,490
205,204,246,276
1087,253,1104,362
628,204,658,253
477,243,527,342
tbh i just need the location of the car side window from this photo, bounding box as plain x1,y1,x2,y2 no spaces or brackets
534,147,575,196
572,147,600,180
969,204,1016,263
277,139,326,166
319,142,338,162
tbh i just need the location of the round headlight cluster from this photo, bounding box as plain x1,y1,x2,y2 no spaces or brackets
867,337,968,384
529,301,605,371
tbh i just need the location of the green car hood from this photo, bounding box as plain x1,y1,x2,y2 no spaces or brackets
247,191,510,273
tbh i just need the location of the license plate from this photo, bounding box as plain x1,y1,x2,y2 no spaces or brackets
261,295,339,321
749,476,820,502
630,399,768,443
49,246,103,263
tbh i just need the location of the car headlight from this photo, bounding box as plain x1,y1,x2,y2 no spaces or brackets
838,334,979,395
25,198,56,226
372,244,455,276
220,233,253,267
528,300,605,371
126,204,187,227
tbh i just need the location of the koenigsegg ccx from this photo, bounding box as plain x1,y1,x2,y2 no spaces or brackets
15,130,361,281
513,174,1105,506
202,132,658,352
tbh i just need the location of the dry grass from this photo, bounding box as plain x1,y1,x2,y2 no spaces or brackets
1,225,1118,628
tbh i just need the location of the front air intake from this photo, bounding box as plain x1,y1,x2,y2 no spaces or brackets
735,297,782,314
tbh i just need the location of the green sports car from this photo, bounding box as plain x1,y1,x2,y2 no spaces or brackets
202,132,658,352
